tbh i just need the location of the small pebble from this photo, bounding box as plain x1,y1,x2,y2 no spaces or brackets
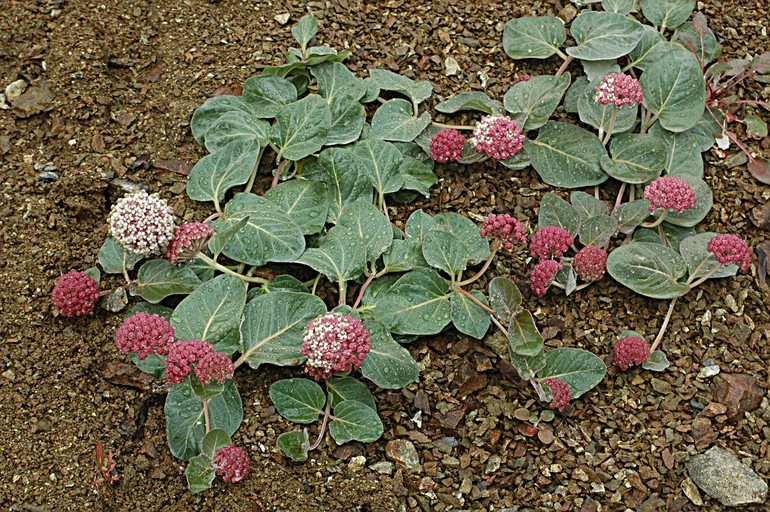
38,171,59,182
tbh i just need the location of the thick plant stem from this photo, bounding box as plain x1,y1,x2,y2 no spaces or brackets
452,285,495,315
196,253,270,284
555,54,573,76
614,182,627,209
640,210,668,228
650,297,677,353
338,281,347,308
352,272,376,311
456,242,499,287
203,400,211,433
271,159,290,189
687,263,723,290
309,394,333,451
602,106,618,146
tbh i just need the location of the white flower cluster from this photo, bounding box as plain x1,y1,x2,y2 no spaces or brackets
109,190,175,256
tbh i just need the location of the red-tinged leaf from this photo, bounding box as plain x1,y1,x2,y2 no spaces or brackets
748,157,770,185
752,52,770,74
537,428,555,444
756,241,769,289
691,12,708,37
152,159,195,176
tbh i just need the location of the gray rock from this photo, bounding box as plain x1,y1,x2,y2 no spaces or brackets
686,446,768,506
11,81,54,118
369,461,393,475
102,287,128,313
385,439,420,471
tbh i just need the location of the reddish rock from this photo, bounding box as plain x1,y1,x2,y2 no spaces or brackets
712,373,764,419
692,416,717,450
452,360,487,397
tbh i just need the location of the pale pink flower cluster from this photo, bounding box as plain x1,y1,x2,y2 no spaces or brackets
707,234,750,271
594,73,643,107
109,190,176,256
644,176,697,213
166,222,215,265
301,312,371,380
471,115,526,160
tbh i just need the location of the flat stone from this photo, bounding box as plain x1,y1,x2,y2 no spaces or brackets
452,360,487,397
712,373,764,419
686,446,768,506
369,461,393,475
11,81,54,118
385,440,420,472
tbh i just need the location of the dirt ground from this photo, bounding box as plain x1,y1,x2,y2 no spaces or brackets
0,0,769,511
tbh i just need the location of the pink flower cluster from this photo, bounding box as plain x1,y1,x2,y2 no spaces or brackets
471,115,526,160
594,73,643,107
530,260,563,297
214,445,250,483
573,246,608,283
644,176,696,213
429,129,466,163
166,222,215,265
530,226,574,260
542,378,572,412
301,312,372,381
480,214,527,250
115,312,175,360
109,190,176,256
165,340,234,385
612,336,650,371
52,271,100,317
707,234,751,271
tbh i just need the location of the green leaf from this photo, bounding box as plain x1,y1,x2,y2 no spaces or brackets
277,430,309,461
374,269,451,335
649,123,704,177
371,99,432,142
661,173,712,227
239,291,326,368
326,94,365,146
675,18,721,67
607,242,691,298
602,0,635,15
203,111,269,153
509,349,547,382
582,59,621,84
600,133,667,184
612,199,652,233
633,224,695,252
488,277,522,324
450,291,490,339
351,139,404,196
435,92,503,114
242,75,298,118
626,25,672,72
291,13,318,51
502,16,567,60
640,48,706,133
304,147,373,224
327,377,376,410
538,348,607,399
567,11,644,61
526,121,608,188
745,115,768,139
130,259,202,304
422,230,468,277
679,232,739,280
170,274,246,355
640,0,695,29
571,191,607,220
165,380,242,460
503,74,571,130
270,94,331,161
185,454,215,493
296,226,367,283
269,378,326,424
508,310,544,357
578,215,619,247
361,320,419,388
98,237,143,275
431,213,490,265
189,372,225,402
577,80,638,135
207,217,250,259
336,201,394,262
405,209,435,241
263,51,351,79
248,274,309,300
264,179,329,235
329,400,383,444
126,302,173,320
382,239,428,273
312,62,367,103
642,350,670,371
216,193,306,266
538,193,581,235
129,352,166,379
191,95,258,146
186,139,261,205
563,76,587,113
201,428,232,459
399,155,438,198
368,69,433,105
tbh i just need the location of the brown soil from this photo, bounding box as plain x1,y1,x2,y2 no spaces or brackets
1,1,768,511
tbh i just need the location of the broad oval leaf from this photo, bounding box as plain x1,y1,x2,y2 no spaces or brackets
399,154,438,198
351,139,404,196
488,276,522,324
98,237,143,274
277,430,309,461
405,209,436,241
538,348,606,399
626,25,672,72
239,291,327,368
185,454,215,493
263,179,329,235
571,191,608,220
602,0,635,15
640,49,706,133
600,133,667,184
326,94,365,146
678,232,739,280
291,12,317,50
641,0,695,29
186,139,262,205
170,274,246,355
382,239,429,274
216,193,305,266
642,350,670,371
269,378,326,424
371,99,431,142
336,200,394,262
503,74,571,130
270,94,331,161
450,291,490,340
191,95,257,145
648,123,704,177
502,16,566,60
538,192,581,235
201,428,232,459
578,214,619,247
130,259,202,304
633,224,695,253
612,199,652,233
435,91,503,115
567,11,644,61
607,242,691,298
675,19,722,67
165,380,242,460
368,69,433,105
577,80,638,135
328,376,376,410
204,110,269,153
431,213,490,265
660,173,712,227
360,320,419,389
526,121,608,188
582,59,621,84
508,310,544,357
207,217,249,260
312,62,367,102
296,226,367,283
304,147,373,223
242,75,298,118
374,269,451,335
329,400,383,444
423,230,468,277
